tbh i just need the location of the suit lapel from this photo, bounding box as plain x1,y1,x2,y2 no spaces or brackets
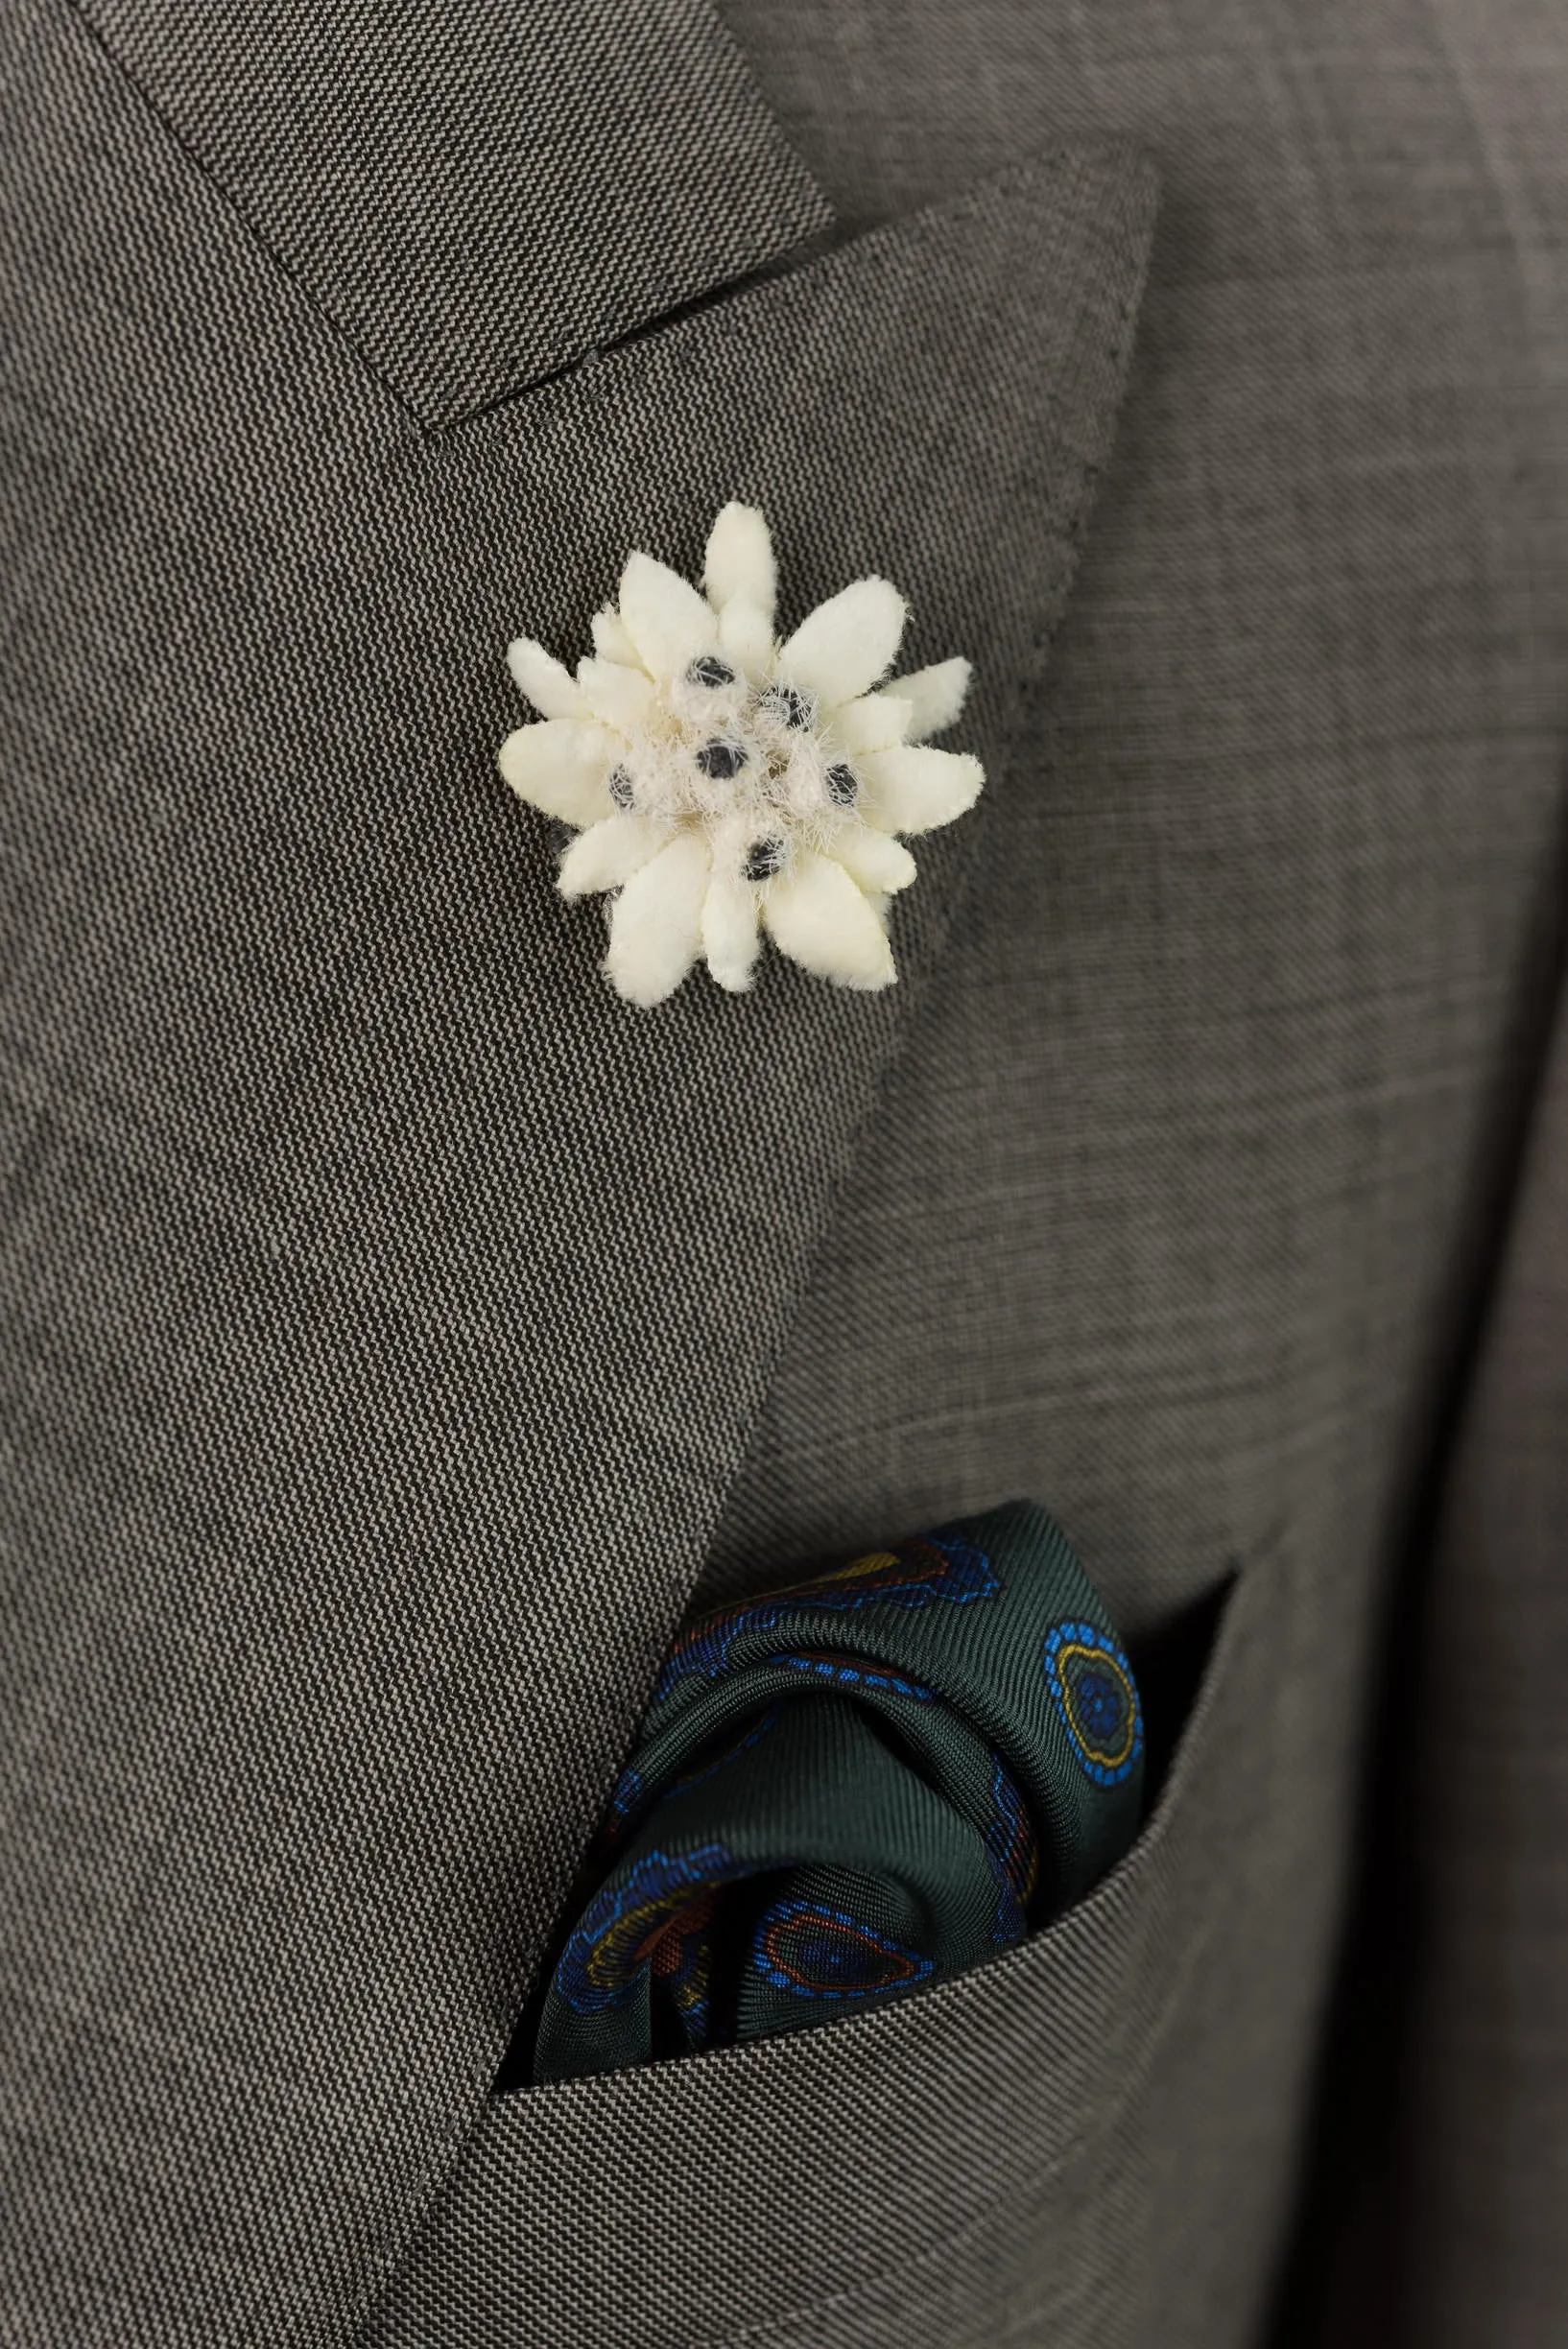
66,0,833,424
0,3,1155,2328
358,141,1156,2334
433,133,1160,2006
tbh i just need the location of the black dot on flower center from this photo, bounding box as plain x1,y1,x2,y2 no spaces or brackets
607,767,635,809
696,738,748,779
686,655,736,688
824,762,859,807
744,838,787,883
760,683,815,730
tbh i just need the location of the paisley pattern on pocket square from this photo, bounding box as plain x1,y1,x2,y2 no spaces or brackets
1043,1620,1146,1788
653,1530,997,1700
533,1499,1144,2082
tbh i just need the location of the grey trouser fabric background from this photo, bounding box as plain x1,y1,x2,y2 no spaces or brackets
2,0,1567,2344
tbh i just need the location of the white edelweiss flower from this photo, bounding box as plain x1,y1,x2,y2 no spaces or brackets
497,503,984,1008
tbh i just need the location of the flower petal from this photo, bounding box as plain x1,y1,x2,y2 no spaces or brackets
826,823,918,894
591,605,645,668
701,873,762,992
880,656,971,741
703,503,776,626
575,655,656,731
763,849,897,990
507,636,587,719
860,746,984,835
778,577,907,707
617,550,715,679
498,720,617,826
717,595,775,677
558,813,664,900
603,831,711,1006
832,692,912,753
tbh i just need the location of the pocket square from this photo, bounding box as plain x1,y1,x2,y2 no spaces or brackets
533,1500,1144,2081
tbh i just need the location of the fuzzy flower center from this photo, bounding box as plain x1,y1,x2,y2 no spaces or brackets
614,658,857,889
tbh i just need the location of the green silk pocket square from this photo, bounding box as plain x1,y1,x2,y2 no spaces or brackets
534,1499,1144,2082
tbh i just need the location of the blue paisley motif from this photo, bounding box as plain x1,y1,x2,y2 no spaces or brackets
656,1531,998,1700
1042,1620,1144,1788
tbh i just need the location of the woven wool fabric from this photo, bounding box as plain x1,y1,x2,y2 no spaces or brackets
0,2,1153,2337
66,0,832,424
368,4,1568,2346
1301,945,1568,2349
534,1503,1144,2079
5,0,1568,2343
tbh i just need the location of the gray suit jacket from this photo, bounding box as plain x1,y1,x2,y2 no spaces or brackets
2,1,1564,2342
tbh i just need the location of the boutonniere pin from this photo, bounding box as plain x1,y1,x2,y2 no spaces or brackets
498,505,984,1007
